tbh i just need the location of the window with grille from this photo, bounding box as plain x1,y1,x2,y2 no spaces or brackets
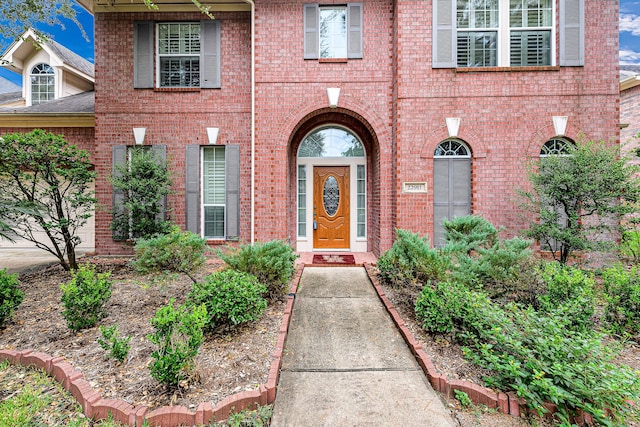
158,23,201,88
202,146,226,239
30,63,54,105
455,0,552,67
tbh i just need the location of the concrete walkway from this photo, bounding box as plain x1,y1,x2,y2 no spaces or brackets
271,267,455,427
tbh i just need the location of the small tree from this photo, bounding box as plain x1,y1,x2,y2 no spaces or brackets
111,147,172,240
519,139,640,263
0,130,96,271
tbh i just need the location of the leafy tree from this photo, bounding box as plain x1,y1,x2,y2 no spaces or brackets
111,147,172,240
0,130,96,271
519,139,640,263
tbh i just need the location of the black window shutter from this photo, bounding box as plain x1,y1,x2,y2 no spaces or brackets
133,21,154,88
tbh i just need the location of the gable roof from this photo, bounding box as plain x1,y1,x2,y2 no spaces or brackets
0,29,94,82
0,77,20,94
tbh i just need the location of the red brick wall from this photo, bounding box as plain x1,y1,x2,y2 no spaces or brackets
93,11,251,254
92,0,620,255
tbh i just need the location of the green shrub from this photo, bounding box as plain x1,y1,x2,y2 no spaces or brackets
97,325,131,363
377,229,450,287
463,306,640,426
147,299,207,387
188,270,267,330
132,226,207,283
443,215,498,253
537,262,595,331
451,237,540,305
415,281,470,334
0,269,23,327
60,265,112,331
224,405,273,427
602,264,640,337
219,240,297,299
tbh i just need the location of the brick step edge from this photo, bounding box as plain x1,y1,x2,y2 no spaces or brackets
0,265,304,427
363,263,594,427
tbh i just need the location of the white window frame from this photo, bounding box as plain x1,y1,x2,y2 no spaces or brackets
201,146,226,240
29,63,55,105
456,0,555,67
156,22,201,88
319,6,348,59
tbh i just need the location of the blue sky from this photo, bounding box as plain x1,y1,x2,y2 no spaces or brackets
1,1,640,86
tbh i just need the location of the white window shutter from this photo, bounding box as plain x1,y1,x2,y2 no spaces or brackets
304,4,320,59
201,20,221,88
133,21,154,88
347,3,363,59
559,0,584,66
432,0,456,68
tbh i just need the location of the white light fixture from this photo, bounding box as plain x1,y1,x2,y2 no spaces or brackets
553,116,568,136
207,127,220,145
327,88,340,108
133,127,146,145
445,117,461,138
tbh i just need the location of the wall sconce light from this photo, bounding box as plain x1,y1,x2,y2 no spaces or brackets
552,116,568,136
446,117,461,138
133,127,146,145
207,127,220,145
327,88,340,108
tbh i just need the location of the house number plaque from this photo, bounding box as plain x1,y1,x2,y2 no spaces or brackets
402,182,427,193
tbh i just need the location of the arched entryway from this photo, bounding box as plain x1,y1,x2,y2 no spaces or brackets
288,109,380,253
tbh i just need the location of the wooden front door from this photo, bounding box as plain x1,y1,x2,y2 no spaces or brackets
313,166,350,249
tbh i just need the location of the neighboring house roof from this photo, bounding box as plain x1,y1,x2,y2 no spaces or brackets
0,91,22,105
0,29,94,82
0,91,94,127
0,77,20,94
621,65,640,92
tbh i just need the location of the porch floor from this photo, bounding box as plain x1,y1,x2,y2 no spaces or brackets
295,251,377,266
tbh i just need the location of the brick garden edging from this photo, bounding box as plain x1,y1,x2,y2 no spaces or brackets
362,263,596,426
0,265,304,427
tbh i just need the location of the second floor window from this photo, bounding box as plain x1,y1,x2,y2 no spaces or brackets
456,0,552,67
158,23,201,87
304,3,363,60
30,63,54,105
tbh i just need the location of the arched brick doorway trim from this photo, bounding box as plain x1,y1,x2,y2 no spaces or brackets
287,107,381,254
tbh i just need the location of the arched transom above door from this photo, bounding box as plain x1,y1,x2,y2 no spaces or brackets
298,127,365,158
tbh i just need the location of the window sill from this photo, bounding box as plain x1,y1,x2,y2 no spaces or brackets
318,58,349,63
153,87,202,92
455,65,560,73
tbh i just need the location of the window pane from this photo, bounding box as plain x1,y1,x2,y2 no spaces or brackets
298,165,306,237
457,31,497,67
159,57,200,87
204,206,225,238
510,0,552,27
158,23,200,87
457,0,499,29
320,8,347,58
299,127,365,158
510,30,551,66
357,164,366,238
203,146,225,209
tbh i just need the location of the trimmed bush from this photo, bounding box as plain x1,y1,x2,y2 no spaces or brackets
602,264,640,337
97,324,131,363
415,281,471,334
537,262,595,331
377,229,450,287
0,269,23,327
188,269,267,330
60,264,112,331
132,226,207,283
219,240,297,299
443,215,498,253
148,299,207,387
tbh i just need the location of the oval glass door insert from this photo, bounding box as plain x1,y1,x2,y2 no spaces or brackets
323,175,340,216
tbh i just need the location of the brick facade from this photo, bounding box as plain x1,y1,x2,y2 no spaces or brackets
92,0,620,255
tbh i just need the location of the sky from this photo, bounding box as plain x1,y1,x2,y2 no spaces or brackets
1,1,640,86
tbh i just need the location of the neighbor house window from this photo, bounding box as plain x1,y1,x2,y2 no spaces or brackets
133,20,220,89
433,0,582,68
202,146,226,239
304,3,363,59
30,63,54,105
